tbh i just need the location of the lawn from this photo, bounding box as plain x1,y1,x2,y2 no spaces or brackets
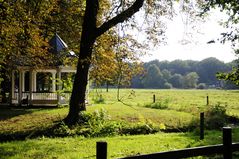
0,89,239,158
1,129,239,159
1,89,238,134
0,131,226,159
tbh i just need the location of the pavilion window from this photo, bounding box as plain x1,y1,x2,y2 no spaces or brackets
24,71,30,92
36,72,52,92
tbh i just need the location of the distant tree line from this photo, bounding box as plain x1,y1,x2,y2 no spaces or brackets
131,57,239,89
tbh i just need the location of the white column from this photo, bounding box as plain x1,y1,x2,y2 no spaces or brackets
52,72,56,92
11,71,15,104
57,69,62,90
57,68,62,104
32,71,37,92
29,70,33,105
18,70,23,104
22,71,25,92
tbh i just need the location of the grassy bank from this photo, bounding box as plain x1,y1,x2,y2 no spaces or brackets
0,89,239,158
1,89,239,137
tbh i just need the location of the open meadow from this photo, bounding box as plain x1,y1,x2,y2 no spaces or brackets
0,89,239,158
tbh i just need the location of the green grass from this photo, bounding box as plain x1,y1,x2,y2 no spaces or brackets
89,89,239,129
1,89,239,136
93,89,239,111
0,108,63,135
0,89,239,158
1,129,239,159
0,131,226,159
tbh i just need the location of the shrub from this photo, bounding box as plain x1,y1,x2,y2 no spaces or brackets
93,95,105,104
51,109,165,137
188,103,237,132
121,123,155,135
204,103,228,129
97,122,121,136
119,121,162,135
52,122,73,137
163,82,173,89
145,98,170,109
188,103,228,131
197,83,207,89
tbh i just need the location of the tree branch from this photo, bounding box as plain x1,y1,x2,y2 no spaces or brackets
96,0,144,37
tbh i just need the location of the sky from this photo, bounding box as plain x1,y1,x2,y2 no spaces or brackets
142,8,238,63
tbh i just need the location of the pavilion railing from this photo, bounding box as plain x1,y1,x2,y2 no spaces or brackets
32,92,57,100
13,92,71,101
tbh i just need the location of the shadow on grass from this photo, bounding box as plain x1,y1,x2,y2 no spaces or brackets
0,105,58,121
0,107,34,120
0,106,62,142
0,147,16,158
0,119,62,142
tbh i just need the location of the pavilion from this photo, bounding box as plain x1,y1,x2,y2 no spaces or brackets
10,34,77,106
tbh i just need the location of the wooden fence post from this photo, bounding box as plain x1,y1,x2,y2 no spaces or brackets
206,95,209,105
200,112,204,140
223,127,232,159
106,81,109,92
97,141,107,159
153,94,155,103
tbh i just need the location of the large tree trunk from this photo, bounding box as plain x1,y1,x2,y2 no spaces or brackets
64,0,144,125
64,0,98,125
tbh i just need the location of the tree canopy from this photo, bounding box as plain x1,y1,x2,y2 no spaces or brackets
131,58,236,89
202,0,239,85
0,0,86,70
